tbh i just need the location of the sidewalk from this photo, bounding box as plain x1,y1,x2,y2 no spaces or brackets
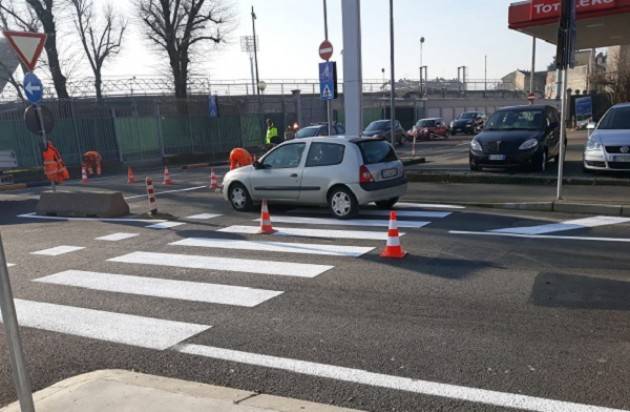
0,370,361,412
404,181,630,215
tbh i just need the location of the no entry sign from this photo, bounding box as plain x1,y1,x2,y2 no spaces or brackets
319,40,333,61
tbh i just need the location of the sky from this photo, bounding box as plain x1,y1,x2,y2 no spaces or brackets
97,0,557,82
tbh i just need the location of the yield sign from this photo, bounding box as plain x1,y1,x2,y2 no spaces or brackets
2,31,47,72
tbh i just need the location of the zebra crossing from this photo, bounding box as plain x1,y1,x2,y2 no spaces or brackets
5,205,452,353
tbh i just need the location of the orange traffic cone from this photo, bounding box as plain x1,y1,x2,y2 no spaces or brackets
380,211,407,259
210,168,219,191
81,166,88,184
127,166,136,184
258,200,276,234
163,166,173,185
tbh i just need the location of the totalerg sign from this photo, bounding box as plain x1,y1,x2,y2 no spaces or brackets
530,0,616,19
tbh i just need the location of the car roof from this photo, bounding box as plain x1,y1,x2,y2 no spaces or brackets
499,104,553,111
418,117,441,121
611,102,630,109
282,135,386,145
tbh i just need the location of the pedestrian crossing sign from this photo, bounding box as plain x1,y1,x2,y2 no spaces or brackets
319,61,338,101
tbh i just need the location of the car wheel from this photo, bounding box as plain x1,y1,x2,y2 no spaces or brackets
328,186,358,219
470,162,481,172
229,182,253,212
375,197,399,209
534,150,547,172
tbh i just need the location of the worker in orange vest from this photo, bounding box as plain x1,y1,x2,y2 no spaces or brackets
82,151,103,176
229,147,253,170
42,141,70,183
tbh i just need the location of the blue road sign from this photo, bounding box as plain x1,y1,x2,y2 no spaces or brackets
23,72,43,104
575,96,593,120
319,61,337,101
208,95,219,118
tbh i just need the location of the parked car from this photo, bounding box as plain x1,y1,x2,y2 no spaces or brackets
469,105,561,172
223,136,407,218
583,102,630,172
363,120,406,146
294,123,345,139
450,112,485,135
408,118,449,140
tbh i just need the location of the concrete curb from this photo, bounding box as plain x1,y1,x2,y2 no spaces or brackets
0,370,362,412
405,170,630,187
404,198,630,217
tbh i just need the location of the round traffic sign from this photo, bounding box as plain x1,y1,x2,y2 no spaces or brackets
24,105,54,135
319,40,333,61
23,72,43,104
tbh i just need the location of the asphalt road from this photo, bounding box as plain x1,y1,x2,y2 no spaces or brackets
1,168,630,412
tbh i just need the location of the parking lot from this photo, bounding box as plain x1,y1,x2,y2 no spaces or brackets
1,168,630,411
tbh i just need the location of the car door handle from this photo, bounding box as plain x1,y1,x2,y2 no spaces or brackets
290,173,298,178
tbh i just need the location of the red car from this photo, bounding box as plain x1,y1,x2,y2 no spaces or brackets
408,118,449,140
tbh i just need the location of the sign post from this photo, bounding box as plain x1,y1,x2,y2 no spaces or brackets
319,22,334,136
0,234,36,412
555,0,576,201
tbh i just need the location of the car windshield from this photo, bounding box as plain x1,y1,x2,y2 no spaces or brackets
364,121,390,134
484,109,545,131
417,119,437,127
598,107,630,130
459,112,476,120
295,126,320,138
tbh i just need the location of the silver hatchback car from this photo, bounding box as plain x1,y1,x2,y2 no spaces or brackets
222,136,407,218
584,103,630,171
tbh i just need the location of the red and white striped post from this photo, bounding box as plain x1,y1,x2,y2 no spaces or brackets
145,177,158,215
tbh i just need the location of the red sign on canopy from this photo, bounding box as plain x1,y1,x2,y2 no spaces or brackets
530,0,616,20
2,31,47,72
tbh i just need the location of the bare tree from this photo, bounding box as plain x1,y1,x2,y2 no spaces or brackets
137,0,232,98
68,0,126,102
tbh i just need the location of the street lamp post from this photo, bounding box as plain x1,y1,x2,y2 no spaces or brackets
251,7,261,95
389,0,395,145
419,37,425,96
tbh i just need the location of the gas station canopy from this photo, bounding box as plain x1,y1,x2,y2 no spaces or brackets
509,0,630,48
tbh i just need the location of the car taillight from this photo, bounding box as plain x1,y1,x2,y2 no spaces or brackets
359,165,375,184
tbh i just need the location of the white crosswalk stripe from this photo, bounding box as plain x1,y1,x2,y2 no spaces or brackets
219,225,396,240
256,216,429,228
0,299,210,350
109,251,333,278
171,237,374,257
185,213,222,220
31,245,85,256
492,216,630,235
146,221,186,229
96,232,139,242
35,270,282,307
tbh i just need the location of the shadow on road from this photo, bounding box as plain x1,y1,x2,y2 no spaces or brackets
531,272,630,311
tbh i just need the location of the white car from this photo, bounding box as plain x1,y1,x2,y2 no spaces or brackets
222,136,407,218
584,103,630,171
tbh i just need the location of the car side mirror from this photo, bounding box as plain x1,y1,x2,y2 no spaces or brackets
253,161,264,169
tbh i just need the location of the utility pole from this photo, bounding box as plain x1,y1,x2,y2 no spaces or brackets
342,0,363,137
530,37,537,94
323,0,332,136
484,55,488,94
389,0,395,145
251,6,260,95
419,37,425,96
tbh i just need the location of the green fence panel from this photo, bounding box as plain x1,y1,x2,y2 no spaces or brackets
114,117,160,162
161,117,192,155
240,114,264,147
0,120,40,168
363,107,383,128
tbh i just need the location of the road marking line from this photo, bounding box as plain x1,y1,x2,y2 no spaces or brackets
171,237,374,257
255,216,429,229
125,185,208,200
18,212,166,224
146,221,186,229
450,230,630,243
35,270,283,307
492,216,630,235
109,251,333,278
31,245,85,256
185,213,222,220
396,202,465,210
0,299,210,350
362,210,450,219
219,225,399,240
175,344,625,412
95,232,139,242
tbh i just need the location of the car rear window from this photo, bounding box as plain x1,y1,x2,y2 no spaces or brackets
306,142,345,167
356,140,398,165
296,127,320,138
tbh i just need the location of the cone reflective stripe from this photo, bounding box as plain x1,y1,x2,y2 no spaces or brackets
81,166,88,184
127,167,136,184
163,166,173,185
146,177,158,215
210,168,219,191
380,211,407,259
258,200,276,234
